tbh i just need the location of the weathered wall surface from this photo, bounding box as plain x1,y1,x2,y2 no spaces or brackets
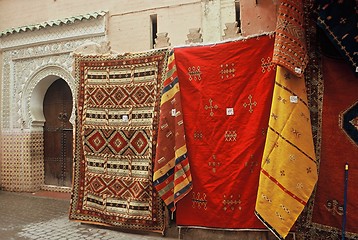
0,0,277,51
240,0,278,36
0,0,203,52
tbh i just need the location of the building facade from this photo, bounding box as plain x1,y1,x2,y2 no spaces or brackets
0,0,277,193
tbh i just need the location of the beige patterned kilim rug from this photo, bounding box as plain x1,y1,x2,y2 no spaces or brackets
69,49,169,233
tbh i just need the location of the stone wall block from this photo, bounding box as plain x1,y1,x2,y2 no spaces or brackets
222,22,241,40
185,28,203,44
154,32,171,49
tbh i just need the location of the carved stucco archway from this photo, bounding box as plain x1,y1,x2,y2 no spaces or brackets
0,12,107,192
20,65,76,191
22,64,76,130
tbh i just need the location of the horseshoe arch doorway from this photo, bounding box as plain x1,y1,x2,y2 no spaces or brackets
43,78,73,187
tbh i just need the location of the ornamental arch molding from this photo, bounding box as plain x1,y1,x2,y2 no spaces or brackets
23,65,76,129
0,11,108,192
1,11,107,130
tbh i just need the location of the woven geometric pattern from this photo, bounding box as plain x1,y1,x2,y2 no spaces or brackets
175,34,276,229
255,2,318,238
69,49,168,233
316,0,357,75
153,50,192,212
341,102,358,145
307,57,358,239
84,129,150,155
255,66,318,239
272,0,308,77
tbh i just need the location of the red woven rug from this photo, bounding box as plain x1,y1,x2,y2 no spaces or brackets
69,50,168,233
175,35,276,229
307,56,358,238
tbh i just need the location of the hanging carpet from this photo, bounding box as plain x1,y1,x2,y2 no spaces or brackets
69,49,169,233
255,66,318,239
175,34,276,229
272,0,308,77
153,50,192,212
316,0,357,75
255,0,318,239
304,56,358,239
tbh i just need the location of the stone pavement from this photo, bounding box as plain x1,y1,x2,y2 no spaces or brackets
0,190,296,240
0,190,178,240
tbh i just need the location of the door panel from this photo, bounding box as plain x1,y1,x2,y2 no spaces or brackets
43,79,73,187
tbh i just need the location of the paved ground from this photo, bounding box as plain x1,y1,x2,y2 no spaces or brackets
0,190,178,240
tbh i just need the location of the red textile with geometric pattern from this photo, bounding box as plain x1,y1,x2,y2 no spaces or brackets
175,35,275,229
272,0,308,77
310,56,358,237
153,50,192,212
69,50,168,233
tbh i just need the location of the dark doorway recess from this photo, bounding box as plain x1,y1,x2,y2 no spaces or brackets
43,79,73,187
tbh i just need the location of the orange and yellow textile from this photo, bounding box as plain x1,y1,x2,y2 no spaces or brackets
153,50,192,212
255,66,318,239
272,0,308,77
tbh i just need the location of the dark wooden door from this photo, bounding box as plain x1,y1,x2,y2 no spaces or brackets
43,79,73,187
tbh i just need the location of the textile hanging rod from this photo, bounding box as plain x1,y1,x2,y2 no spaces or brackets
342,163,349,240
